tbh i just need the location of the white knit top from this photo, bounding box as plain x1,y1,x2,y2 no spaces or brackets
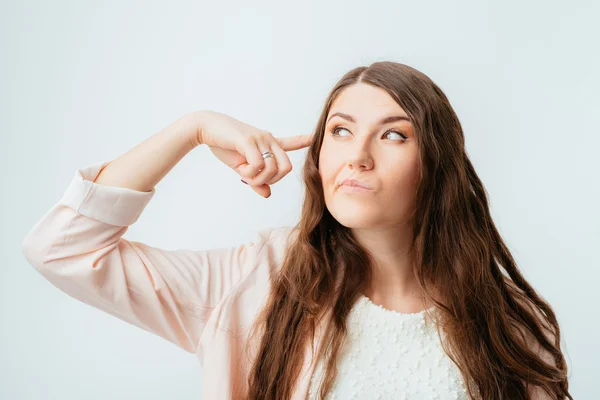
307,295,471,400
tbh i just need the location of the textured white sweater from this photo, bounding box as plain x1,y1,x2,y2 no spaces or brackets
308,295,471,400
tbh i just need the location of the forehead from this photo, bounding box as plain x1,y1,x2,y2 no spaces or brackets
328,83,408,121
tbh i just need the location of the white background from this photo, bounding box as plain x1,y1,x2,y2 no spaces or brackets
1,0,598,398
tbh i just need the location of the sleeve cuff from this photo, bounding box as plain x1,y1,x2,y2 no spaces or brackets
58,160,156,226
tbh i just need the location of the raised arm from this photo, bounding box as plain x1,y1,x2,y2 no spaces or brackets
90,113,198,193
20,111,307,354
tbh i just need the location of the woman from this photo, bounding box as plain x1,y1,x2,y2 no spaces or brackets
22,61,571,399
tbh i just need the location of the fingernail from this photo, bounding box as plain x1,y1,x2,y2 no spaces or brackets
241,179,248,185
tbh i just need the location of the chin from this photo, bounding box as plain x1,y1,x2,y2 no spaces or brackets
327,209,381,230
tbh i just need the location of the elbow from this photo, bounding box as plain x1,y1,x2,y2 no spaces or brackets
21,226,54,270
22,231,44,270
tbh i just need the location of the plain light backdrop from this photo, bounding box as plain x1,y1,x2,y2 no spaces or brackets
1,0,598,398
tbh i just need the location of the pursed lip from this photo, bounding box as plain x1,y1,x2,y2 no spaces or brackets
339,179,372,190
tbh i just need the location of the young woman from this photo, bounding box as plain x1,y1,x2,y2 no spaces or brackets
22,61,571,399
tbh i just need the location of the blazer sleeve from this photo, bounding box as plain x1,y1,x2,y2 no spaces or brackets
21,160,274,354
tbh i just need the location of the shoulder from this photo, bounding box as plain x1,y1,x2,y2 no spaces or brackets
244,225,299,273
269,225,299,243
258,226,298,264
255,225,299,253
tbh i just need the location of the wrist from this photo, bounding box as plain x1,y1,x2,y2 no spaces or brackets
177,111,206,149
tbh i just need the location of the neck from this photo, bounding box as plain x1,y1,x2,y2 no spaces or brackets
350,224,430,313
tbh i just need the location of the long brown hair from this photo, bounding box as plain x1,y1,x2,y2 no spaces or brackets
244,61,571,399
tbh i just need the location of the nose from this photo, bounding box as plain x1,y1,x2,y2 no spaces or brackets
346,139,374,170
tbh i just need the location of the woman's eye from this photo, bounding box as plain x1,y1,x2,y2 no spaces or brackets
331,126,351,137
331,126,407,141
384,131,408,140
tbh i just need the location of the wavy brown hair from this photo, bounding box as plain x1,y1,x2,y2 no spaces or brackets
243,61,571,399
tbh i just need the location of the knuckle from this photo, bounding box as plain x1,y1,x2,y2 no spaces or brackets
241,135,255,147
254,130,268,141
281,162,293,173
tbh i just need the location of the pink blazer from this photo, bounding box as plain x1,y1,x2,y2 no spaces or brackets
21,161,331,399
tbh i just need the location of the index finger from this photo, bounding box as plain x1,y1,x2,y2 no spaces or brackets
276,133,315,152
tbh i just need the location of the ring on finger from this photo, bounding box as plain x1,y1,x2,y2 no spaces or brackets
261,150,274,160
258,150,275,172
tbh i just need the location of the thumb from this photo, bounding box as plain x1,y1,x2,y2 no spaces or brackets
276,132,315,152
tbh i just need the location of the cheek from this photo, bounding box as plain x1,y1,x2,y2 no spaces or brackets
382,157,419,194
318,148,339,184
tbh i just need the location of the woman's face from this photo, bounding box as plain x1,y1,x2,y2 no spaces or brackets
319,83,420,229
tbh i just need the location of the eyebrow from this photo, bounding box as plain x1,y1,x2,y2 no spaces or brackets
327,112,412,125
